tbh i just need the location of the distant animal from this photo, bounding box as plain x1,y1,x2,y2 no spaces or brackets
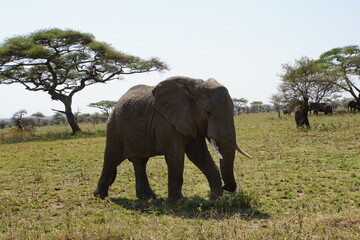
348,100,360,112
324,105,333,115
294,104,310,128
309,102,327,115
283,109,292,116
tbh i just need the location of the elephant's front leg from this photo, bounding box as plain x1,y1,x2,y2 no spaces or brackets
186,138,223,200
165,153,185,203
129,158,156,200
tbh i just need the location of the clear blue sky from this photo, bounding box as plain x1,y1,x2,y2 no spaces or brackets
1,0,359,118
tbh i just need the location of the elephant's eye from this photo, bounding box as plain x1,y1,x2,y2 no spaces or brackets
205,109,212,116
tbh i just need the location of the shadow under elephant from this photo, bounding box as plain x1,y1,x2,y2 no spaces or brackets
110,192,269,220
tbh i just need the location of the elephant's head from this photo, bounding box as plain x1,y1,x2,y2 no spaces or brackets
153,76,251,192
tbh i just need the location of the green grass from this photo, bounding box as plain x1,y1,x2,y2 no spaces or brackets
0,123,106,143
1,113,359,239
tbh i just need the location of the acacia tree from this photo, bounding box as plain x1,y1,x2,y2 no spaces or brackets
0,28,168,134
12,109,27,129
232,98,248,115
250,101,264,113
318,45,360,103
277,57,340,127
88,100,117,117
270,93,286,118
279,57,340,105
51,112,67,125
32,112,45,125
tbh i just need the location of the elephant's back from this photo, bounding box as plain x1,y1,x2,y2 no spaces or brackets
107,84,158,157
117,84,154,103
113,84,155,121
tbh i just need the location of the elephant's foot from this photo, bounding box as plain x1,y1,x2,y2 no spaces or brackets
93,187,108,200
167,195,186,205
137,190,157,200
209,187,224,201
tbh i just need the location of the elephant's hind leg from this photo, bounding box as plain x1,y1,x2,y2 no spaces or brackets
94,141,125,199
129,158,157,200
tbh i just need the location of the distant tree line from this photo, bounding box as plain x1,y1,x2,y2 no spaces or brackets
233,95,352,116
0,101,116,130
232,99,275,114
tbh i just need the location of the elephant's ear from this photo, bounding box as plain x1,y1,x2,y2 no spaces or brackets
152,77,199,138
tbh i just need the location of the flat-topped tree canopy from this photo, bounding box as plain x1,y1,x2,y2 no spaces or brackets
318,45,360,102
88,100,117,117
0,28,168,134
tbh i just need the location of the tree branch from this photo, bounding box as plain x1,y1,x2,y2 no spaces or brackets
51,108,66,114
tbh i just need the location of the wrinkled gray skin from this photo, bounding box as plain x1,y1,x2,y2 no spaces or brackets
93,76,248,202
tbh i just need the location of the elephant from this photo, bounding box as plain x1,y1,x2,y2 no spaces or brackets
283,109,292,116
324,105,333,115
308,102,327,115
348,100,360,112
294,104,310,128
93,76,252,203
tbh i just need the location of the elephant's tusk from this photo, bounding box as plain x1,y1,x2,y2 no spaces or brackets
210,138,223,159
235,143,253,158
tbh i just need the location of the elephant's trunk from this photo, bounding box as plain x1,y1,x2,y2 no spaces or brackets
211,138,237,192
219,147,237,192
208,111,251,192
217,142,252,192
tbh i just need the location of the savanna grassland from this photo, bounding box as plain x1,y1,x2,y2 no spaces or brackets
1,112,359,239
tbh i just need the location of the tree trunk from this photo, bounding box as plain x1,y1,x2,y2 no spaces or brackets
50,92,81,134
65,108,81,134
62,99,81,135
